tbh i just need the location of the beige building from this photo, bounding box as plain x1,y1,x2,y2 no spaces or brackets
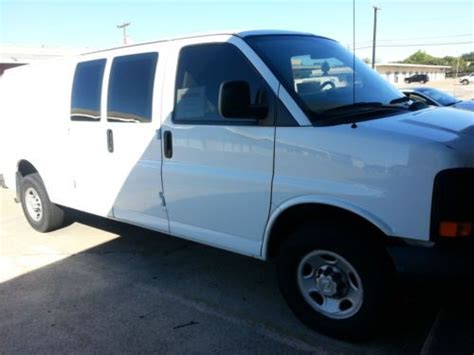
0,45,81,76
375,63,451,84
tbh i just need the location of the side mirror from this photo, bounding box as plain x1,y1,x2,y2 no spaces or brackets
218,81,268,120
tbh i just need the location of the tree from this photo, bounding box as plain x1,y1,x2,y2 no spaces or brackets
399,50,474,73
402,50,439,65
461,52,474,62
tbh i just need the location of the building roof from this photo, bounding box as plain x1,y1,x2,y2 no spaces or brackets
0,44,82,64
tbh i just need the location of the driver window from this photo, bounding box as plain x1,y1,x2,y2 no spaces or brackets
174,43,270,125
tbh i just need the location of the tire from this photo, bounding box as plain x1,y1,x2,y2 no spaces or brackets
461,79,469,85
20,173,65,232
404,79,410,84
420,80,426,84
277,222,396,340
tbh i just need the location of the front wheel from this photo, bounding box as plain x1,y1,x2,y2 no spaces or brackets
461,79,469,85
20,173,65,232
277,223,396,339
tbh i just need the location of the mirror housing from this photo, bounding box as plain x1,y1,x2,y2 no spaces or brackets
218,81,268,120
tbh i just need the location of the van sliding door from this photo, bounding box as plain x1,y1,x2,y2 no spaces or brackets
106,52,169,232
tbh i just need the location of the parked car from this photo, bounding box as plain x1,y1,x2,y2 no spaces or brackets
1,30,473,340
404,73,429,84
459,73,474,85
403,87,474,112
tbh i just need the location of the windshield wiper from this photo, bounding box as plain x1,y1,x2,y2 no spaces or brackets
322,102,383,114
322,101,408,115
314,101,408,125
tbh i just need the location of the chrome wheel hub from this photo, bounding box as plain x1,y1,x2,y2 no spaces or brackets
315,265,348,297
25,187,43,222
297,250,363,319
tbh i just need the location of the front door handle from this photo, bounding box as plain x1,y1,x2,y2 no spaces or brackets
107,129,114,153
163,130,173,158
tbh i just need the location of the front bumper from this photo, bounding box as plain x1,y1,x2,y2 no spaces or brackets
388,240,474,279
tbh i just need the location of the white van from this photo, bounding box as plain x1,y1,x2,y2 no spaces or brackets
1,30,473,339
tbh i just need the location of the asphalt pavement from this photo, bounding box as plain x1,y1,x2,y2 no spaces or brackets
1,189,473,354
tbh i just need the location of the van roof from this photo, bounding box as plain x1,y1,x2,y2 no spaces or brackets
82,29,319,55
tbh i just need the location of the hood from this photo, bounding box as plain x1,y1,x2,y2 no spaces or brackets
361,107,474,143
452,100,474,112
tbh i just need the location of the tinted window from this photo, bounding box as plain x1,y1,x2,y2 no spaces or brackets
71,59,106,121
107,52,158,123
174,43,266,124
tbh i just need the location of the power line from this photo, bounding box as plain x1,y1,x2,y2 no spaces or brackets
354,41,473,50
353,33,472,46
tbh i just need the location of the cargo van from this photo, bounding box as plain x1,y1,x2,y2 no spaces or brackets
1,30,473,339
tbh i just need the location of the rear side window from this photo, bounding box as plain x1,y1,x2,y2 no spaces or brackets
107,52,158,123
71,59,106,121
174,43,266,124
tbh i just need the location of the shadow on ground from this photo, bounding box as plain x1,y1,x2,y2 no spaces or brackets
1,209,472,353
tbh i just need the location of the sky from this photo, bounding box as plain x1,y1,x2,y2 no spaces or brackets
1,0,473,62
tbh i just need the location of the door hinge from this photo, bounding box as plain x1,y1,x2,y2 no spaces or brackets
159,191,166,207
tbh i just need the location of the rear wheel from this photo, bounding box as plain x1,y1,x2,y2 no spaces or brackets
20,173,65,232
461,79,469,85
277,223,396,339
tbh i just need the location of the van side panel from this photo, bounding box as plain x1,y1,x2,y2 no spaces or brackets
1,60,77,207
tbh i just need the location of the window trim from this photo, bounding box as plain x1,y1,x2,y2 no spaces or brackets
172,42,274,127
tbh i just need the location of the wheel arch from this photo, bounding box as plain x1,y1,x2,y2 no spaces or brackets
16,159,40,200
262,197,393,260
18,159,39,177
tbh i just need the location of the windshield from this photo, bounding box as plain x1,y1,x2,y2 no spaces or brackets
246,35,406,123
416,87,458,106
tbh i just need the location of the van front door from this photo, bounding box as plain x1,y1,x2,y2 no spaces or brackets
161,41,276,256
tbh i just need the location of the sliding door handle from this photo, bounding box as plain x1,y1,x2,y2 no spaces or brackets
163,130,173,158
107,129,114,153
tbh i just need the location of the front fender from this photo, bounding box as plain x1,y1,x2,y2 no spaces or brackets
261,195,393,259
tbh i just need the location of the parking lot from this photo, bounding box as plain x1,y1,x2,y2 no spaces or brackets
1,188,473,354
396,78,474,101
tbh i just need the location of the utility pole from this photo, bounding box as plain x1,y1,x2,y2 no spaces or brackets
116,22,131,45
454,56,460,96
371,6,381,69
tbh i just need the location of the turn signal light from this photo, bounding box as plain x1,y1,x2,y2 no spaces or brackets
439,222,472,238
